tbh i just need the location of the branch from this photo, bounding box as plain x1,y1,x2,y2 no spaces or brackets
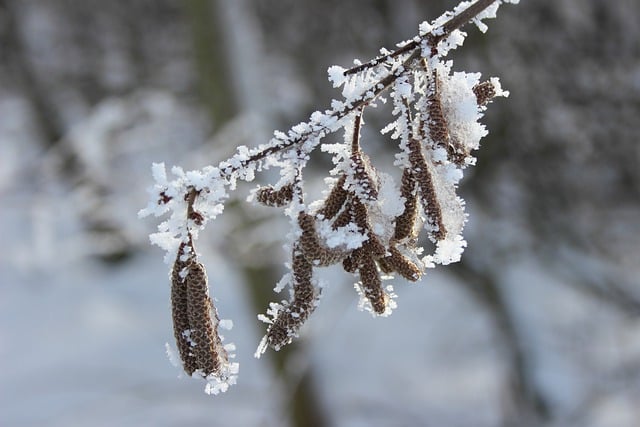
215,0,511,183
344,0,503,76
141,0,518,394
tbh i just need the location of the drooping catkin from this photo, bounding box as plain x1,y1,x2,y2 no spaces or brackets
394,168,418,241
351,200,386,258
427,77,450,148
407,138,446,241
298,211,348,266
380,246,422,282
350,153,379,201
427,70,468,165
473,80,496,106
318,175,348,220
376,256,395,274
331,200,354,229
266,247,317,350
171,242,197,375
171,239,228,378
256,183,294,207
342,253,360,273
185,260,226,377
337,198,390,314
358,255,387,314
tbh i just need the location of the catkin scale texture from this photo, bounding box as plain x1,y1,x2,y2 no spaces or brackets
171,241,228,378
266,248,317,350
407,138,446,241
185,261,223,376
171,247,197,375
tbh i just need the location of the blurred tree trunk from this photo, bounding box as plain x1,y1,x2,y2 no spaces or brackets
183,0,237,126
183,1,328,425
453,262,551,427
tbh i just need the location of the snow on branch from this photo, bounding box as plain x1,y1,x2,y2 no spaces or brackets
139,0,517,394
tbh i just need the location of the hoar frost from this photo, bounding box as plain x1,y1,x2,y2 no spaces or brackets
139,0,517,395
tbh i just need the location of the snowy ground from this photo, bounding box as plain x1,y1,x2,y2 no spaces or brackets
2,209,639,427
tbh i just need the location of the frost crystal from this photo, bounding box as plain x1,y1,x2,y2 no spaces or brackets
140,0,517,394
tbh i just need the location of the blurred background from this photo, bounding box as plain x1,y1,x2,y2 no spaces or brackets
1,0,639,426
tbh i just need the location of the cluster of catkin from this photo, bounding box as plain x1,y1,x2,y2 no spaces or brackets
253,76,497,352
142,0,518,395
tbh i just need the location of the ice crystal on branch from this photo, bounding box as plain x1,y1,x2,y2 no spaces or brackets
139,0,517,394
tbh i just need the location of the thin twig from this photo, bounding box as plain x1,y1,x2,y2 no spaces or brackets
215,1,502,184
344,41,419,76
344,0,500,76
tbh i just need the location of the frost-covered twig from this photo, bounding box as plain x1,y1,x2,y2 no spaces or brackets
140,0,518,394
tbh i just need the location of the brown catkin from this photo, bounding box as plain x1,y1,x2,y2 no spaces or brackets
473,80,496,106
394,169,418,241
407,138,446,241
427,91,450,148
331,200,354,230
171,239,229,378
427,71,468,165
185,260,225,377
266,247,317,350
351,199,386,258
298,212,348,266
350,154,378,201
351,199,369,232
256,184,294,207
383,246,422,282
171,243,197,375
358,256,386,314
376,256,395,274
342,253,360,273
318,175,348,220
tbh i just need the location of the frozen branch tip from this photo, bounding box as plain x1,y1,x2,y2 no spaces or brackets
139,0,517,394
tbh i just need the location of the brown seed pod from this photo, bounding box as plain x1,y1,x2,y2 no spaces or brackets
186,260,225,377
266,246,317,350
350,154,379,201
382,246,423,282
171,238,229,378
351,199,386,258
331,200,354,230
407,138,446,241
342,253,360,273
358,255,387,314
427,70,469,166
256,183,294,207
473,80,496,106
298,212,348,266
376,256,395,274
171,242,197,375
317,175,348,220
394,168,418,241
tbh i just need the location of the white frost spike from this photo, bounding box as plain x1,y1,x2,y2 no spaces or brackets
354,283,398,317
202,361,240,395
219,319,234,331
328,65,348,88
165,343,181,369
424,148,468,265
435,62,488,156
254,336,269,359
